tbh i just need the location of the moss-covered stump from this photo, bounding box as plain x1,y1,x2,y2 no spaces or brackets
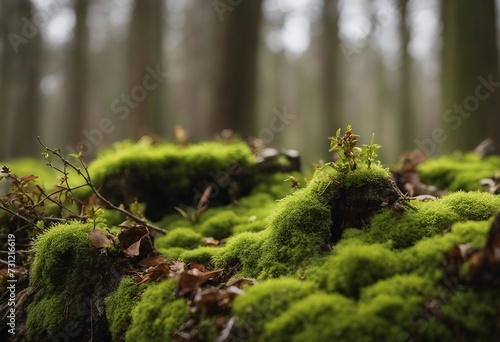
21,222,123,341
75,140,256,221
214,164,406,279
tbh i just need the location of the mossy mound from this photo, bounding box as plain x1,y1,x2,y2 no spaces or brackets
75,140,256,220
125,279,191,341
105,276,149,341
312,243,398,298
155,227,203,250
214,164,403,279
25,222,117,340
231,278,317,340
417,152,500,191
367,191,500,249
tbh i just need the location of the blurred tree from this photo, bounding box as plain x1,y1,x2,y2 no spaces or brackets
0,0,42,159
397,0,413,151
211,0,263,138
128,0,165,138
441,0,500,152
321,0,342,157
65,0,89,147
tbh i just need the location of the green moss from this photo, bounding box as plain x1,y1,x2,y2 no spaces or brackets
157,247,186,262
233,220,267,234
26,222,107,337
417,152,500,191
313,243,398,298
198,211,245,239
213,230,268,278
155,227,203,249
231,278,317,340
368,200,459,249
261,293,356,342
105,276,148,341
439,289,500,340
0,157,58,188
251,172,305,199
399,219,491,283
440,191,500,221
72,140,255,221
125,279,190,342
360,274,433,302
179,246,218,264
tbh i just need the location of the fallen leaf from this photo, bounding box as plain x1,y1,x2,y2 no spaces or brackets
89,230,112,249
139,250,166,267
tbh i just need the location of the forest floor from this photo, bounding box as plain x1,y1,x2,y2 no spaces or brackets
1,129,500,341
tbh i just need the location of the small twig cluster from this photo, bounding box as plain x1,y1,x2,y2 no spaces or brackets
0,138,166,234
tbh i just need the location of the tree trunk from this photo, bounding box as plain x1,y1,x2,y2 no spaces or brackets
321,0,341,156
441,0,500,153
128,0,165,139
0,0,42,159
66,0,89,150
211,0,263,139
398,0,413,152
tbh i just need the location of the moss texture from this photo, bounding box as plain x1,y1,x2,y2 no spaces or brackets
75,140,256,220
26,222,109,339
105,276,148,341
231,278,317,340
417,152,500,191
125,279,190,342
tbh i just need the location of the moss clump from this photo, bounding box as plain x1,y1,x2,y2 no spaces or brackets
262,293,356,342
105,276,148,341
250,172,305,200
367,200,459,249
440,191,500,221
417,152,500,191
125,279,190,341
198,211,244,239
179,246,218,264
231,278,317,340
155,227,203,250
26,222,108,338
76,140,255,220
157,247,186,262
399,220,492,282
313,243,398,298
257,185,332,278
213,230,269,278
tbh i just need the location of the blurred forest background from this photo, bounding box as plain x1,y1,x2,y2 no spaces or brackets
1,0,500,170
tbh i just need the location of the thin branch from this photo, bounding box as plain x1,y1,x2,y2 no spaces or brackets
37,137,167,234
0,203,37,229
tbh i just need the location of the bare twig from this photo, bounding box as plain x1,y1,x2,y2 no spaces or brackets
37,137,166,234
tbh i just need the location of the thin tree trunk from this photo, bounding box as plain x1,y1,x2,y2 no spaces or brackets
211,0,263,138
0,0,42,159
128,0,164,139
321,0,341,154
65,0,89,152
441,0,500,153
398,0,413,152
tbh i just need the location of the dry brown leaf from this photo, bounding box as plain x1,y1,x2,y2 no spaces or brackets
139,250,166,267
89,230,112,249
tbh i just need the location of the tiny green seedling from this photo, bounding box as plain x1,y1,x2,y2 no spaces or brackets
328,125,381,172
